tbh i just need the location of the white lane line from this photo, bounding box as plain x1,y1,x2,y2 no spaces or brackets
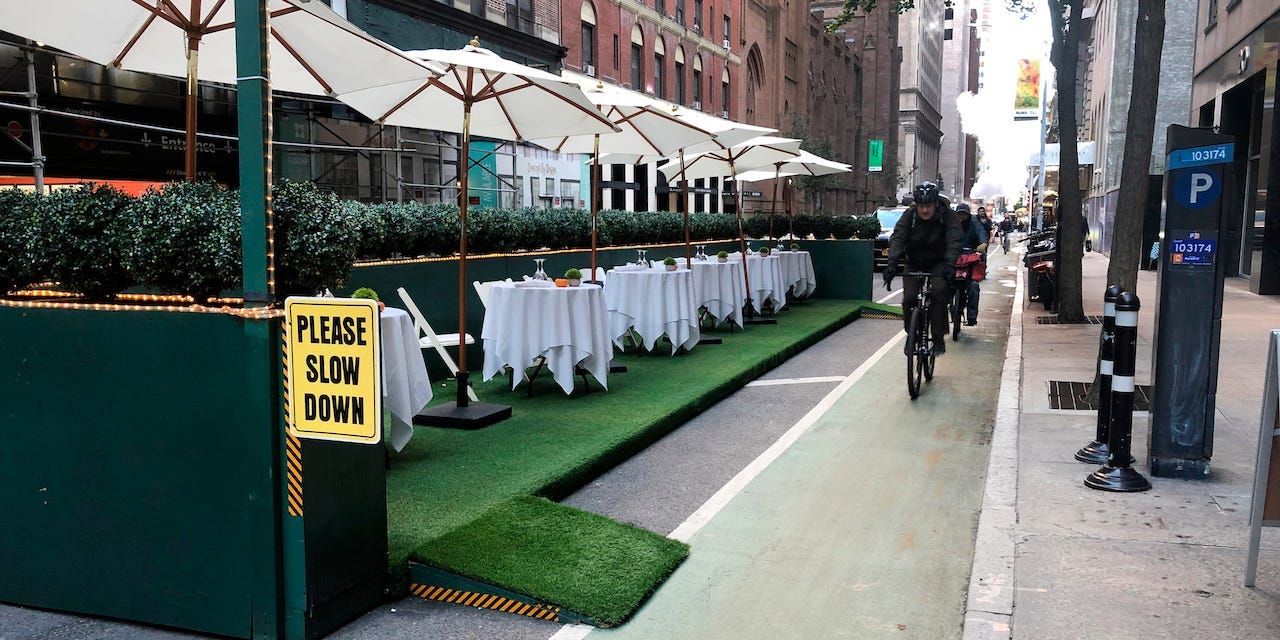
549,330,907,640
744,376,847,387
876,288,904,304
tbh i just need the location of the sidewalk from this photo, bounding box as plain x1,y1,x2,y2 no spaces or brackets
970,250,1280,638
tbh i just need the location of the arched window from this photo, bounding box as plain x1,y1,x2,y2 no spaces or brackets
630,24,645,90
581,2,597,74
674,46,686,105
721,66,730,117
692,53,703,108
745,45,763,119
654,37,666,98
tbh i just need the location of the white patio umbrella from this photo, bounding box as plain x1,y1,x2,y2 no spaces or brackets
529,77,716,279
0,0,439,178
658,136,802,318
736,150,852,239
344,39,618,421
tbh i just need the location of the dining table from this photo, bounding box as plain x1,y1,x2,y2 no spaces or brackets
603,265,701,354
688,259,746,328
774,250,818,298
480,281,613,395
379,307,433,452
726,252,788,312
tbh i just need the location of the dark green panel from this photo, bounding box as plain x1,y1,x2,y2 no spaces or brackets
805,240,873,300
0,308,281,638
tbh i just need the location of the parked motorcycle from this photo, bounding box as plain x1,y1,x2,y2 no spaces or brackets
1022,227,1057,310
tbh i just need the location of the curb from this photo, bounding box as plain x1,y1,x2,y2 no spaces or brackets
962,266,1023,640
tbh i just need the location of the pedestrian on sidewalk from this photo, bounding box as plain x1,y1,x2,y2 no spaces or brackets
883,182,962,355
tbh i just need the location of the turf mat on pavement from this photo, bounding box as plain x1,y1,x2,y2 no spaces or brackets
387,299,870,596
414,496,689,627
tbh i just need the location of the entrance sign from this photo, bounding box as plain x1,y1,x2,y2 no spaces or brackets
868,139,884,172
1245,331,1280,587
1150,125,1235,478
285,297,382,444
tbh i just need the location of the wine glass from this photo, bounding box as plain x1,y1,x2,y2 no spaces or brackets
533,258,548,281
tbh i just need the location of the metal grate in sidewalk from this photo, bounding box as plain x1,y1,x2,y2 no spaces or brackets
1035,315,1104,325
1048,380,1152,411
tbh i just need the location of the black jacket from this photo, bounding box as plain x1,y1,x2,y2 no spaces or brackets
886,204,963,271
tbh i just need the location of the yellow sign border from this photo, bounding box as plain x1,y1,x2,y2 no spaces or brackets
284,296,382,445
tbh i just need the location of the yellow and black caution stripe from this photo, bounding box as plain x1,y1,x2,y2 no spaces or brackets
281,323,303,517
860,309,901,320
409,583,561,621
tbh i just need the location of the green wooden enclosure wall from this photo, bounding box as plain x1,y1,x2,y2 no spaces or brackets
0,307,282,638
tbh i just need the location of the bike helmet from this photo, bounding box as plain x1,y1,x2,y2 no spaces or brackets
912,182,940,205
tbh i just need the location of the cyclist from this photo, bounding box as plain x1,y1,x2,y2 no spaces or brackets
883,182,962,355
955,204,989,327
998,214,1014,253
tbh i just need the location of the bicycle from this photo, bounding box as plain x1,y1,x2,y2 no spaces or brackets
1001,231,1011,253
951,250,982,340
902,271,938,399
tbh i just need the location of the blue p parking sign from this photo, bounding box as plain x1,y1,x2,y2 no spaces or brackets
1174,168,1222,209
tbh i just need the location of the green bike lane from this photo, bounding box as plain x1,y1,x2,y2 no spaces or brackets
583,257,1017,640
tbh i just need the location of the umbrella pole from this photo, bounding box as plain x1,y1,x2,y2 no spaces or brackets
591,135,599,283
456,103,472,407
787,178,795,239
731,158,757,320
185,35,200,180
769,163,780,242
681,149,692,269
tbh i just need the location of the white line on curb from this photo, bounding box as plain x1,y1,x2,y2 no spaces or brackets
961,264,1024,640
549,330,906,640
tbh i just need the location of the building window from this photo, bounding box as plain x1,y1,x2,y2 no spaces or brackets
582,24,596,72
694,0,703,30
561,180,580,206
944,7,954,20
722,77,729,116
613,35,620,69
655,52,665,98
723,15,731,41
693,67,702,106
657,0,666,15
506,0,534,35
676,0,685,24
631,44,644,89
470,0,485,16
675,61,685,104
944,28,953,40
1205,0,1219,31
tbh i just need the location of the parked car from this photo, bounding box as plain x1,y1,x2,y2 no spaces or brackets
872,206,907,271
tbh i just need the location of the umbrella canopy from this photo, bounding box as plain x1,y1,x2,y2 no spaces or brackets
658,136,803,182
736,150,852,240
345,44,618,142
527,74,716,282
0,0,438,177
598,109,776,166
346,41,618,412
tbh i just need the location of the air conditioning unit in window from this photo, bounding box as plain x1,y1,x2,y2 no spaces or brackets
722,39,731,51
721,110,729,118
586,64,595,76
693,100,702,110
694,23,702,35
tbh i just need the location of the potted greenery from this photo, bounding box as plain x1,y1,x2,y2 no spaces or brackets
564,268,583,286
791,242,800,251
758,246,772,256
663,257,678,271
351,287,386,311
717,250,729,263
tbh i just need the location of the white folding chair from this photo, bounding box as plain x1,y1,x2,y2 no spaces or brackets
396,287,478,403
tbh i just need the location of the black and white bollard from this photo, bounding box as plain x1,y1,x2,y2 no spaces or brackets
1076,284,1128,464
1085,291,1152,492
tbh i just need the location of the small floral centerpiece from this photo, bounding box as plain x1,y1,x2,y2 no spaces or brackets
663,257,678,271
717,250,729,263
564,268,583,286
758,246,772,256
791,242,800,251
351,287,386,311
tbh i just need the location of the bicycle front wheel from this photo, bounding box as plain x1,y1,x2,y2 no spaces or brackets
907,307,925,399
951,284,966,340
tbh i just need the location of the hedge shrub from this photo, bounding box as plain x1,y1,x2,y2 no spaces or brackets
36,184,137,300
272,180,359,297
128,181,242,301
0,189,41,293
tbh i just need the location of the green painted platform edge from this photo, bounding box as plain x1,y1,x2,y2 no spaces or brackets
407,563,600,626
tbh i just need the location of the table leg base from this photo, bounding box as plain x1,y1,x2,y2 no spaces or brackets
744,317,777,326
414,402,512,430
697,337,723,345
609,364,629,373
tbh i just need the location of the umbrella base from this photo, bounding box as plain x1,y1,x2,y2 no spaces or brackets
745,317,777,326
415,403,512,430
697,337,723,345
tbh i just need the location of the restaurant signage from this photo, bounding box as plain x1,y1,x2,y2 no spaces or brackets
285,297,382,444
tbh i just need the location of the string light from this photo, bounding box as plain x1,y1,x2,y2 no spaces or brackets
0,297,281,319
350,239,738,268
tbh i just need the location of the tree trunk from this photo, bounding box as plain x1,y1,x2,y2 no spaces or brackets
1106,0,1166,294
1051,0,1086,323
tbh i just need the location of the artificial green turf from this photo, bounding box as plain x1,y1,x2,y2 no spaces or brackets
858,300,904,317
414,496,689,626
386,299,869,591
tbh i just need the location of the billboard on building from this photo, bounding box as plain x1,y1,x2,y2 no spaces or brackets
1014,59,1041,120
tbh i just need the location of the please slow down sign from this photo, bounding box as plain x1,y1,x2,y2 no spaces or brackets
285,297,382,445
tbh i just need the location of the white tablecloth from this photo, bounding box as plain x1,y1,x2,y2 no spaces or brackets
603,267,701,354
379,308,432,452
775,250,817,297
727,253,788,310
690,260,745,327
481,282,613,395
